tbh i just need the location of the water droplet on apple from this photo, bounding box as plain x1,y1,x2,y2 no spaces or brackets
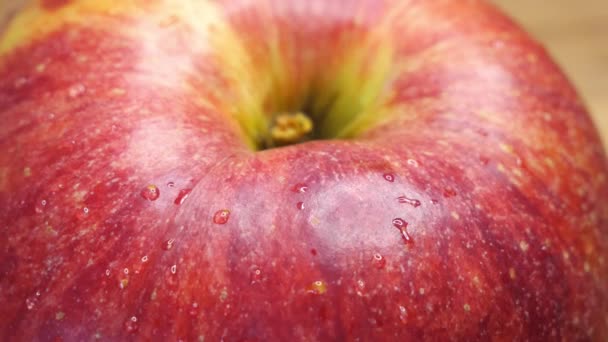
174,189,192,205
250,266,262,285
213,209,230,224
35,199,48,213
76,206,90,220
430,199,439,205
383,173,395,182
166,266,179,287
397,196,421,207
167,181,175,188
162,238,175,251
392,218,407,228
392,218,412,244
372,253,386,269
443,187,457,198
68,83,86,98
355,279,366,296
141,255,149,262
124,316,139,333
479,156,490,165
296,202,305,210
293,183,308,193
140,184,160,201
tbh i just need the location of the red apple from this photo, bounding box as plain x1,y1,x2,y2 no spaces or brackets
1,0,607,340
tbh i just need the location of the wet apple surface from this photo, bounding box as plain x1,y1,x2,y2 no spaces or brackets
1,0,607,340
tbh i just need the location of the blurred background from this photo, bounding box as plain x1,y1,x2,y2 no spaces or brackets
493,0,608,148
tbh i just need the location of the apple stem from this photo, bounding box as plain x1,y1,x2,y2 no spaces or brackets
268,112,314,147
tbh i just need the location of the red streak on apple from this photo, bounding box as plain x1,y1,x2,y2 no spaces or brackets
1,0,607,341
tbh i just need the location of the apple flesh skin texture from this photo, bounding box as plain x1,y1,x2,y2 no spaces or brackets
1,0,608,341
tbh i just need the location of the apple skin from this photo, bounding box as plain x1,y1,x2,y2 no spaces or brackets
1,0,608,340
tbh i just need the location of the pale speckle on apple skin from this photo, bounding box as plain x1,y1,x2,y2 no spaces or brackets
583,262,591,273
14,76,28,89
68,83,86,97
109,87,126,96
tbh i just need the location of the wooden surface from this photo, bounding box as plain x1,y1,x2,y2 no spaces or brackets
492,0,608,148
